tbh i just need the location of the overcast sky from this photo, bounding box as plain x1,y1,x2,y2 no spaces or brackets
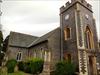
1,0,100,40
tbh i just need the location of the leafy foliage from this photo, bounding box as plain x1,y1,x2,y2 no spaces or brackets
18,58,44,74
54,61,76,75
6,59,17,73
2,35,9,52
0,31,3,66
18,61,25,71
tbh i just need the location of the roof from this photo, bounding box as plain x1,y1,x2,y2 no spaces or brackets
8,31,38,48
28,28,60,47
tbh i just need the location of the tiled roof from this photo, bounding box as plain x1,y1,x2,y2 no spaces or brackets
9,31,38,48
28,28,60,47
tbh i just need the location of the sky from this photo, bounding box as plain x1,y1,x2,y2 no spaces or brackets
1,0,100,40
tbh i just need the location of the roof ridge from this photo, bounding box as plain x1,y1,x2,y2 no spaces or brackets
10,31,38,38
28,27,60,47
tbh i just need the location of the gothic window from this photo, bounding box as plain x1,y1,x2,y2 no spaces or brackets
85,26,94,49
64,53,72,62
64,27,71,40
16,51,22,61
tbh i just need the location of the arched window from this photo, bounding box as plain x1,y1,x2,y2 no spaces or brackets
16,51,22,61
64,53,72,62
85,26,94,49
64,27,71,40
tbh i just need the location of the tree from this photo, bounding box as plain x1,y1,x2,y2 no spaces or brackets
0,31,3,66
2,35,9,52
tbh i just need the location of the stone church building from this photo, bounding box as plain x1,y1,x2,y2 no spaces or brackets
4,0,100,75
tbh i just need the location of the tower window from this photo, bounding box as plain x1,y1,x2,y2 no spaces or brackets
64,27,71,40
85,26,94,49
64,53,72,62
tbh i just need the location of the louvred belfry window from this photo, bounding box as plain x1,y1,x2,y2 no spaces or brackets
85,26,94,49
64,27,71,40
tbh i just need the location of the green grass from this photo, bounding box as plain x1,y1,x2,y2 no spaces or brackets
8,71,26,75
0,71,31,75
0,67,31,75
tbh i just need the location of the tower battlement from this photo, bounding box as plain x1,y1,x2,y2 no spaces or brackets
60,0,92,14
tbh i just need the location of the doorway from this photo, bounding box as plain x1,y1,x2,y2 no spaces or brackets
88,56,97,75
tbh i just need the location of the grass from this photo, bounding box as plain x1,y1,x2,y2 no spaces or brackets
0,67,31,75
0,70,31,75
8,71,30,75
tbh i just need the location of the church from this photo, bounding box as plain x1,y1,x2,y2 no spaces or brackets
4,0,100,75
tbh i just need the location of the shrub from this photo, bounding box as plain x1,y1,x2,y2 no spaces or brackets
18,58,44,74
24,62,30,73
54,61,76,75
6,59,17,73
18,61,25,71
29,58,43,74
26,58,44,74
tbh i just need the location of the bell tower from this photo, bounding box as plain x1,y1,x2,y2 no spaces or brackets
60,0,99,75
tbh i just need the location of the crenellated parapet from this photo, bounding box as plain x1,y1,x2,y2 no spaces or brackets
60,0,92,14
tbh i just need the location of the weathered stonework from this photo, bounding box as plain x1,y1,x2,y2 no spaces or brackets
5,0,100,75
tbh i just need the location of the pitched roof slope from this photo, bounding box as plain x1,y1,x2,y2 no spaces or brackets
28,27,60,47
9,31,38,48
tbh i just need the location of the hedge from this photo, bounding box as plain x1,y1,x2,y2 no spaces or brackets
54,61,76,75
18,58,44,74
6,59,17,73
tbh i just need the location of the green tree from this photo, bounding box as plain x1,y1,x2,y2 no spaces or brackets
0,31,3,66
2,35,9,52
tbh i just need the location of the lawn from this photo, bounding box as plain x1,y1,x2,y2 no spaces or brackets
0,71,31,75
0,67,31,75
8,71,28,75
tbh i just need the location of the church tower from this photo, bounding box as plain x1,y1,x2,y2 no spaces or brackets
60,0,99,75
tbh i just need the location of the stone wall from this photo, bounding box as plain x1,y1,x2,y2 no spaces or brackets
6,46,28,61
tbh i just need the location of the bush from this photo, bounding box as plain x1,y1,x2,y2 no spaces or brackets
54,61,76,75
6,59,17,73
18,58,44,74
18,61,25,71
28,58,44,74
